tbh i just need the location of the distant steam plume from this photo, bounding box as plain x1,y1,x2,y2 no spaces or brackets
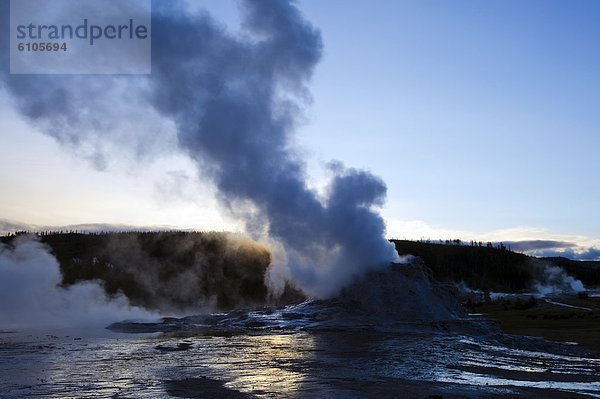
0,0,398,298
532,264,585,296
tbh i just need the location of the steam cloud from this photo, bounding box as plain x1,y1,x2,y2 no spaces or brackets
0,0,399,297
0,236,154,329
533,265,585,296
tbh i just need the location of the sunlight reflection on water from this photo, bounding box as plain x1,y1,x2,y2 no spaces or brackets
1,312,599,398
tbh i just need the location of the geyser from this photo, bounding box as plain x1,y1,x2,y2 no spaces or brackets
0,0,399,298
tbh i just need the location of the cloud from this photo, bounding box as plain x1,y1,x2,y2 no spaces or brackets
502,240,575,252
532,247,600,261
0,219,33,234
502,239,600,261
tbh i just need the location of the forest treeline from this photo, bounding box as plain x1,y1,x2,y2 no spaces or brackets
1,232,599,312
392,240,600,291
1,231,302,312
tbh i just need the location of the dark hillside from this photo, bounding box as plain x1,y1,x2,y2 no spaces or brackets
393,240,600,291
2,232,283,311
3,233,598,310
392,240,532,291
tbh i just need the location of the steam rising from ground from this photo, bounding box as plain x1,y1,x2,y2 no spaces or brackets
0,237,154,329
0,0,399,298
533,264,585,296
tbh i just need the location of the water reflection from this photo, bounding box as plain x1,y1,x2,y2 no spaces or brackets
1,320,599,398
214,334,316,396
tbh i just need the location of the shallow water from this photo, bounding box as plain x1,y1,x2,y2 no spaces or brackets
1,300,599,398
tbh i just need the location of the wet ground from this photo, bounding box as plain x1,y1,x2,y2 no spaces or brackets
1,299,599,398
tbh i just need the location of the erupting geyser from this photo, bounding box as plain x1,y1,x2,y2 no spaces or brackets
0,0,399,298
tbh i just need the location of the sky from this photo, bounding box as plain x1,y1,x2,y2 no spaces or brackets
1,0,599,259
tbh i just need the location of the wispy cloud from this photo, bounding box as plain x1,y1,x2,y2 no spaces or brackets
528,247,600,261
502,240,575,252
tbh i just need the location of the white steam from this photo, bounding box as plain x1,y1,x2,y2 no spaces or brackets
0,236,155,329
533,265,585,296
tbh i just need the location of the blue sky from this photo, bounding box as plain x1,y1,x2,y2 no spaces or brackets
298,0,600,232
1,0,599,258
298,0,600,249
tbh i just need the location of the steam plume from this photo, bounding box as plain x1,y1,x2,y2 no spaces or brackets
533,264,585,296
0,236,154,329
0,0,398,297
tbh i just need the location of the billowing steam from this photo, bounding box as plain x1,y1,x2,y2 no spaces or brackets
0,236,155,329
533,265,585,296
0,0,398,298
